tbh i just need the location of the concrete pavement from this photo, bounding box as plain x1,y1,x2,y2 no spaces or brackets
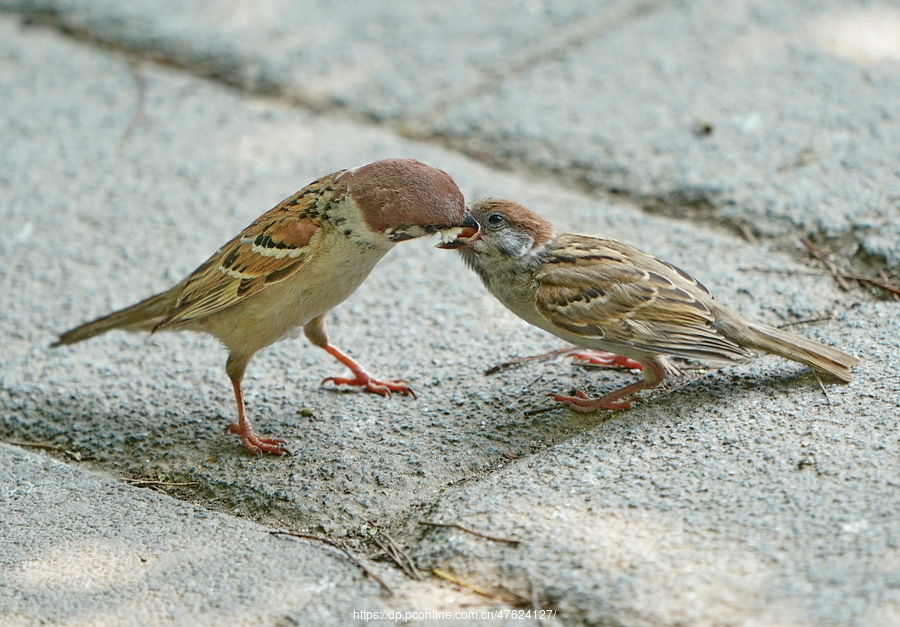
1,2,898,625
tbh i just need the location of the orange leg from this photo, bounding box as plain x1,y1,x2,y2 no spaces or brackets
320,344,416,399
226,377,290,456
551,357,665,413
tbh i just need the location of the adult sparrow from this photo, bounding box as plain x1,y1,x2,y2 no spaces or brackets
54,158,466,455
439,198,859,412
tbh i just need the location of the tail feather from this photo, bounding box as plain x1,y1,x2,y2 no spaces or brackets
52,289,177,346
741,321,860,382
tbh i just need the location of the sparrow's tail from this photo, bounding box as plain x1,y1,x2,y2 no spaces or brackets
737,321,860,382
52,289,177,347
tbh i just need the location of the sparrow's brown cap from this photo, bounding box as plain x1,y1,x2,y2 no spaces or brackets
337,158,465,232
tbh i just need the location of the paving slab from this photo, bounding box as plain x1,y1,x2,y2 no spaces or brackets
432,0,900,274
2,10,867,527
0,15,514,534
406,302,900,626
1,443,401,625
0,0,637,120
1,9,898,627
3,0,897,277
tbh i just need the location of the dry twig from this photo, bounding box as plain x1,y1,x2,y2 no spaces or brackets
432,568,501,599
776,316,832,328
5,440,95,461
432,569,530,606
419,521,520,545
801,238,852,290
270,531,393,595
485,347,574,375
523,403,562,416
5,440,65,451
366,523,423,580
497,583,534,608
801,239,900,298
120,478,201,487
119,61,148,146
813,371,830,404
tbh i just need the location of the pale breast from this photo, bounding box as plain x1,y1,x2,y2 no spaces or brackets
195,230,392,356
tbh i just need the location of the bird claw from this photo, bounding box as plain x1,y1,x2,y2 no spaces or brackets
227,422,291,456
321,374,416,399
548,388,634,413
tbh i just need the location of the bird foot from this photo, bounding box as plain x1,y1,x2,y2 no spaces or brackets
570,351,643,370
227,422,291,456
549,388,635,413
321,372,416,399
320,343,416,398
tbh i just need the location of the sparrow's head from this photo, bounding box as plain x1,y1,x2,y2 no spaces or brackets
333,158,466,244
437,197,555,259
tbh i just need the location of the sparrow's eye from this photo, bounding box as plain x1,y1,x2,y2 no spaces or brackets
486,213,505,227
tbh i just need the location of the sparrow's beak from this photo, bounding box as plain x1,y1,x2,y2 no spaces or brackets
436,213,480,249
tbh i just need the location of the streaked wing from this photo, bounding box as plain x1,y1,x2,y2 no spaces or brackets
156,172,341,329
534,234,750,363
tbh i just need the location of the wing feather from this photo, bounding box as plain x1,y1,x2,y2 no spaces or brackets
155,173,339,329
534,234,751,363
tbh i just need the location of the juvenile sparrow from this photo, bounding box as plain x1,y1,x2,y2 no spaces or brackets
54,158,466,455
439,198,860,412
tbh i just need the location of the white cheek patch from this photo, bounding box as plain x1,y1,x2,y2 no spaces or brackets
437,227,463,244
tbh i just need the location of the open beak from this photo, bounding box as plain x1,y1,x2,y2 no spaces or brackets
436,213,480,249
